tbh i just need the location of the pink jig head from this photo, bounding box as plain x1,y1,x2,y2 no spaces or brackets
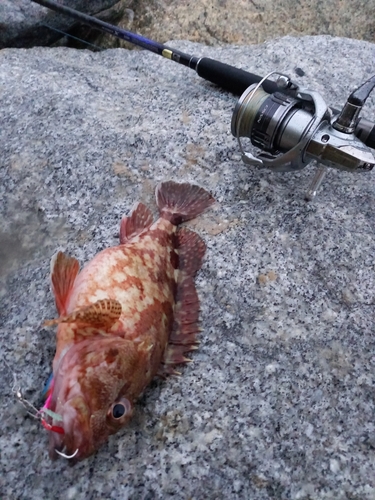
40,377,65,435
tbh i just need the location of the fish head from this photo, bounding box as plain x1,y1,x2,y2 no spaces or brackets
47,337,137,461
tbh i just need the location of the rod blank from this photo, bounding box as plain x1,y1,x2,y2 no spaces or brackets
30,0,271,95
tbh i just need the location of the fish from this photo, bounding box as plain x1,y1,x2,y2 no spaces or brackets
41,181,214,461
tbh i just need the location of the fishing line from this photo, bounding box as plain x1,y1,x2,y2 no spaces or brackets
7,360,65,434
41,23,104,51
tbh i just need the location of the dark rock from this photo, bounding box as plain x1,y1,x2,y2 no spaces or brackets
0,0,122,49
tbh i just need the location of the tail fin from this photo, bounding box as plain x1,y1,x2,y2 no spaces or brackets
156,181,214,225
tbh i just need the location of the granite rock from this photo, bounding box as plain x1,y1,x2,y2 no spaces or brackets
116,0,375,47
1,36,375,499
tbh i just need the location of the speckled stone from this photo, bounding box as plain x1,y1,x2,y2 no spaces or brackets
1,36,375,499
115,0,375,47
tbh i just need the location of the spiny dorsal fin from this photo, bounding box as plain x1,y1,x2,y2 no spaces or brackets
44,299,122,329
50,251,80,316
176,227,206,275
120,202,153,244
158,227,206,376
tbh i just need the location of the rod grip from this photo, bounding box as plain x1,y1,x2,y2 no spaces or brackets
195,57,278,96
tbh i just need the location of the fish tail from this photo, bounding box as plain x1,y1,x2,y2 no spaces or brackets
156,181,214,225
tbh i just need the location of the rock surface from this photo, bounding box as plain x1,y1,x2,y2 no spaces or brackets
1,36,375,499
118,0,375,47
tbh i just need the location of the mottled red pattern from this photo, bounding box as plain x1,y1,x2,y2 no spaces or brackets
43,181,214,461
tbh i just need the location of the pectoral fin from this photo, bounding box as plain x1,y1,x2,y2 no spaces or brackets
44,299,122,329
50,251,80,316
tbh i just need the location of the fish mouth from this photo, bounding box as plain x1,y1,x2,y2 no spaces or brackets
48,396,93,462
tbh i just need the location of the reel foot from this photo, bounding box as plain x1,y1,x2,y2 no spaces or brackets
305,166,327,201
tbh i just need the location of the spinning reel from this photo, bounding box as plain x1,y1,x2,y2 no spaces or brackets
231,72,375,199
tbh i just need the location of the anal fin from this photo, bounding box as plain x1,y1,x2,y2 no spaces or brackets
44,299,122,330
51,251,80,316
158,228,206,376
120,202,153,244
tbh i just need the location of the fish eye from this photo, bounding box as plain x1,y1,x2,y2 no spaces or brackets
112,403,126,419
107,398,132,423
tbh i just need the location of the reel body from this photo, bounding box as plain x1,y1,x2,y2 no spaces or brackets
231,74,375,198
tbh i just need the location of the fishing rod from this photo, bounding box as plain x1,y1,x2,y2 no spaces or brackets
31,0,375,199
31,0,277,96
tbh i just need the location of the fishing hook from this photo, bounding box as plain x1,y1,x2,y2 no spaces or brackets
55,448,79,459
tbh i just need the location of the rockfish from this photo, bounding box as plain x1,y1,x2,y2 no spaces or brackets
41,181,214,461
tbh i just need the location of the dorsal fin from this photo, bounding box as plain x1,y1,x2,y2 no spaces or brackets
158,228,206,376
50,251,80,316
44,299,122,329
175,227,206,275
120,202,153,244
